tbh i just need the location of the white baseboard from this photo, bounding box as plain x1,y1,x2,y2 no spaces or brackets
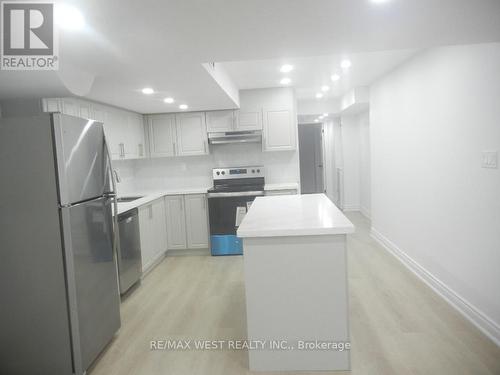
360,206,371,219
371,227,500,347
342,204,360,212
141,250,167,278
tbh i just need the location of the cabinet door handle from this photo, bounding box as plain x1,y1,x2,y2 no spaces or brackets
172,142,176,156
119,143,125,157
138,143,144,157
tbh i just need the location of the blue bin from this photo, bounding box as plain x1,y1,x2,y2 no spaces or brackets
210,235,243,256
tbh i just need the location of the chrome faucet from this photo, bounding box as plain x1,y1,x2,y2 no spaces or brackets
113,169,122,183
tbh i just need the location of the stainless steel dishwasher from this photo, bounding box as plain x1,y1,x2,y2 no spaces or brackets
117,208,142,295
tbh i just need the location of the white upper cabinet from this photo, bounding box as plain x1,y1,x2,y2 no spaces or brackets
206,109,262,132
147,114,177,158
61,98,80,117
79,101,93,119
41,97,146,161
235,109,263,131
206,110,235,132
106,109,128,159
184,194,209,249
175,112,209,156
262,107,295,151
126,112,146,159
42,98,62,113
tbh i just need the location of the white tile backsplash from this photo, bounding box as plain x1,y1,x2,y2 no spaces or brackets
114,143,299,192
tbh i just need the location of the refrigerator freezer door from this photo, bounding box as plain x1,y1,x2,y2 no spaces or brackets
53,113,113,205
61,196,121,373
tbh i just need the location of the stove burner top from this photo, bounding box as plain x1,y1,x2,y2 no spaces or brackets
209,166,265,195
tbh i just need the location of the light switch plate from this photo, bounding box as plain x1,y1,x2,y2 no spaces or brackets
482,151,498,169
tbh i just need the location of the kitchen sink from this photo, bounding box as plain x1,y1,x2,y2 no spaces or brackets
116,196,143,203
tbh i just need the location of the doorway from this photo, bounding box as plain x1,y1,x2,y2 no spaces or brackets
298,123,324,194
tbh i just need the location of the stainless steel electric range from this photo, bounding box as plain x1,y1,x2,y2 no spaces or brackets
207,166,265,256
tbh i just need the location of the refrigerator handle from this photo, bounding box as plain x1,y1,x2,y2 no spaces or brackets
104,135,120,260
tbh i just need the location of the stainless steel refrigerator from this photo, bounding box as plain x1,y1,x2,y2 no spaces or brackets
0,113,121,375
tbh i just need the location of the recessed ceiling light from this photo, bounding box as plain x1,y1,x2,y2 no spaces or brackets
331,74,341,82
323,113,329,117
321,85,330,92
179,104,188,110
164,97,174,104
55,4,85,31
280,77,291,85
280,64,294,73
314,119,319,123
341,59,352,69
142,87,154,95
315,93,324,99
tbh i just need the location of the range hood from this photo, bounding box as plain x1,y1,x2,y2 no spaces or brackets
208,130,262,145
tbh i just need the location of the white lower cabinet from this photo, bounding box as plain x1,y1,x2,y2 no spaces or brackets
138,198,168,272
165,194,209,250
41,97,146,161
164,195,187,250
184,194,210,249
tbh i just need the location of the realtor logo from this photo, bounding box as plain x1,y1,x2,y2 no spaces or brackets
1,1,58,70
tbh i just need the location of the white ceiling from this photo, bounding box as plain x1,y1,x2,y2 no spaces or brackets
221,49,417,101
1,0,500,113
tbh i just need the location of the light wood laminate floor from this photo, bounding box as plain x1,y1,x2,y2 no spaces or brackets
89,212,500,375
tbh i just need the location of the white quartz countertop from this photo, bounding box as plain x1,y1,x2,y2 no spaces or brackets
115,187,209,215
237,193,355,238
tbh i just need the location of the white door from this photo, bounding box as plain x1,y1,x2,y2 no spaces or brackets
138,204,154,271
175,112,209,156
164,196,187,250
263,107,295,151
206,110,234,132
184,194,209,249
148,114,177,158
235,109,263,131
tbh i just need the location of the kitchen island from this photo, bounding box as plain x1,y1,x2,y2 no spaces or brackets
237,193,355,371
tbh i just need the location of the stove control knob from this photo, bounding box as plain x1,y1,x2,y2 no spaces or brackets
221,171,226,175
216,171,220,175
252,169,255,173
257,169,260,173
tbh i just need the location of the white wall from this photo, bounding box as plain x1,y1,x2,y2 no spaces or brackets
370,43,500,345
322,118,341,205
359,112,371,218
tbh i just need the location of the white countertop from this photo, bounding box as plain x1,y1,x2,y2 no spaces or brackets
237,193,355,238
264,182,299,191
115,187,209,215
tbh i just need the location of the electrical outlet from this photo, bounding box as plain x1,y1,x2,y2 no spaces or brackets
482,151,498,169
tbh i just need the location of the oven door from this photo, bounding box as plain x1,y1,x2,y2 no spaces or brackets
207,192,264,256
